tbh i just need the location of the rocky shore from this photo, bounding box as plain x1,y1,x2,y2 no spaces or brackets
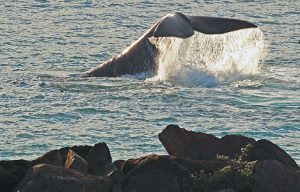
1,125,299,192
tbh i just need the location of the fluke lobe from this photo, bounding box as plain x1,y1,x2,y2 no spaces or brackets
81,12,257,77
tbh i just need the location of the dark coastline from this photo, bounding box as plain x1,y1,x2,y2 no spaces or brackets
1,125,299,192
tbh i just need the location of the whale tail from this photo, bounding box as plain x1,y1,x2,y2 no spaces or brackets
188,16,257,34
153,13,257,38
81,12,259,77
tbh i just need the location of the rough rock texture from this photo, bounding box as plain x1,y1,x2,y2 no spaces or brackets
0,160,31,192
0,165,17,192
105,160,126,183
252,160,300,192
1,126,299,192
213,189,237,192
190,158,256,192
0,145,92,191
240,139,299,170
121,155,160,174
14,164,112,192
122,155,227,175
113,160,125,171
32,149,63,166
115,154,192,192
32,145,93,167
173,157,228,173
59,145,93,164
64,149,88,173
159,125,255,160
105,163,125,183
86,142,112,176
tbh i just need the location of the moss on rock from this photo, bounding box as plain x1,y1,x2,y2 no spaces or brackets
190,156,257,192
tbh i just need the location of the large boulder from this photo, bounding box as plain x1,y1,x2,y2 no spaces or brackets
107,160,126,183
159,125,255,160
240,139,299,170
59,145,93,164
213,189,236,192
14,164,112,192
104,163,125,184
113,160,125,171
122,155,227,175
121,155,159,174
115,154,192,192
0,145,92,192
0,160,31,192
190,158,257,192
32,149,63,166
252,160,300,192
0,165,18,192
64,149,88,173
86,142,112,176
32,145,93,167
173,157,227,173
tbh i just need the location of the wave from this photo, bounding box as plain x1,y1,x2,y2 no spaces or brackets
147,28,266,87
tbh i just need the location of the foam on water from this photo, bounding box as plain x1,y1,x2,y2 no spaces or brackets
147,28,266,86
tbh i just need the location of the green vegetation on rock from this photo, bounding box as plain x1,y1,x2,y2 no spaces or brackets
190,156,257,192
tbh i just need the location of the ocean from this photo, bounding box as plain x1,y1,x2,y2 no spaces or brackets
0,1,299,164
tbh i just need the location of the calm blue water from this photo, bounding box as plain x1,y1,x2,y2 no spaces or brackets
0,1,299,163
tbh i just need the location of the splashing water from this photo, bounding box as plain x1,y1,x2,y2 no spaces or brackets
148,28,266,86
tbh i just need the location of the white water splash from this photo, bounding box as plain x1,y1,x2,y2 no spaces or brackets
147,28,266,86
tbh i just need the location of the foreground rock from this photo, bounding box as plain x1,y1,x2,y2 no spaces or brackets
240,139,299,170
0,143,111,192
190,158,256,192
122,155,227,174
252,160,300,192
115,155,192,192
1,124,299,192
32,145,93,167
158,125,299,192
86,142,112,176
159,124,255,160
14,164,112,192
65,149,88,173
0,160,31,192
190,157,300,192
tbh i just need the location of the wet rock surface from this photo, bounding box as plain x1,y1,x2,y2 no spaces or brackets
1,125,299,192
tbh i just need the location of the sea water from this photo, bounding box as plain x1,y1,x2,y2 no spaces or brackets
0,1,299,164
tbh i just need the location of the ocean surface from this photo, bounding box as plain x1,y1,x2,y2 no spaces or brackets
0,1,299,164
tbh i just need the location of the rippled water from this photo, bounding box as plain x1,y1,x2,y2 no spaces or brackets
0,1,299,163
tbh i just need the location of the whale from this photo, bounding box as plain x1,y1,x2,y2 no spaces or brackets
81,12,257,77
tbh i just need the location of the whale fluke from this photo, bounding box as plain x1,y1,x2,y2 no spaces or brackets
188,16,257,34
153,12,194,38
81,12,257,77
